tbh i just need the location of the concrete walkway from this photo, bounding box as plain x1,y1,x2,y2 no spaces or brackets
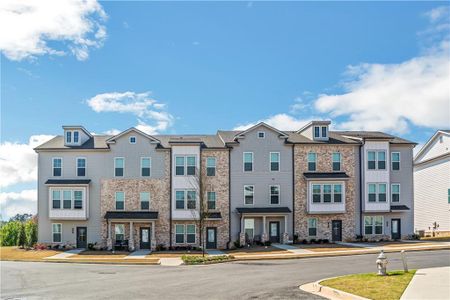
124,250,151,259
206,249,226,256
401,266,450,300
159,258,183,266
46,249,84,259
273,243,314,254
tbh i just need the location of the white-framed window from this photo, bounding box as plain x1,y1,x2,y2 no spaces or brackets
175,156,185,175
321,126,328,138
391,184,400,202
314,126,320,138
115,224,125,241
52,190,61,209
377,151,386,170
175,190,185,209
243,152,253,172
311,183,343,203
308,218,317,236
141,157,151,177
206,157,216,176
367,151,386,170
334,184,342,203
270,185,280,205
332,152,341,171
379,184,387,202
63,190,72,209
391,152,400,171
73,131,79,143
175,190,196,210
368,183,388,202
207,191,216,210
186,224,196,244
129,136,136,144
51,189,84,210
175,224,185,244
115,192,125,210
76,158,86,177
73,190,83,209
187,190,196,209
308,152,316,171
140,192,150,210
244,185,254,205
270,152,280,171
52,223,62,243
312,184,321,203
257,131,265,139
52,158,62,177
364,216,383,235
323,184,332,203
244,218,254,238
66,131,72,144
186,156,196,175
114,157,124,177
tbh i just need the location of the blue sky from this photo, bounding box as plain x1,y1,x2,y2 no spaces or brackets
1,1,449,219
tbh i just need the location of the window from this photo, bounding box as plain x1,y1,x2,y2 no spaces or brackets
323,184,332,203
257,131,265,138
314,126,320,138
63,190,71,209
74,131,79,143
207,191,216,210
368,183,388,202
368,151,376,170
244,185,254,205
243,152,253,172
391,152,400,171
115,224,124,241
175,156,185,175
364,216,373,235
66,131,72,144
74,190,83,209
114,158,124,177
368,151,386,170
129,136,136,144
52,190,61,209
308,153,317,171
368,184,377,202
140,192,150,210
77,158,86,177
308,218,317,236
377,151,386,170
53,158,62,177
374,216,383,234
332,152,341,171
141,157,151,177
448,189,450,204
52,224,62,243
186,156,196,175
115,192,124,210
175,224,185,243
312,185,321,203
244,218,254,238
391,184,400,202
270,185,280,205
364,216,384,235
187,191,196,209
378,184,387,202
206,157,216,176
175,191,185,209
321,126,327,138
334,184,342,203
270,152,280,171
186,224,196,243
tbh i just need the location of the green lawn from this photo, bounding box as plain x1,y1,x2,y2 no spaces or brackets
321,270,416,300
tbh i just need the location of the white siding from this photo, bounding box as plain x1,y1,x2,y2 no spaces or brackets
416,133,450,163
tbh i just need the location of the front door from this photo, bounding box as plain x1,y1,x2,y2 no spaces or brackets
206,227,217,249
332,220,342,242
76,227,87,248
391,219,401,240
269,221,280,243
140,227,151,249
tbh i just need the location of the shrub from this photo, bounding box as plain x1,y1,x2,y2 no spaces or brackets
0,221,22,246
293,234,299,243
25,220,37,249
182,255,232,265
322,239,329,244
233,240,242,249
356,235,363,241
88,243,96,250
34,243,47,250
17,223,26,248
301,239,308,244
309,238,317,244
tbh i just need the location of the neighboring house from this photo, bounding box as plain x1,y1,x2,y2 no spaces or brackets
414,130,450,237
34,121,416,250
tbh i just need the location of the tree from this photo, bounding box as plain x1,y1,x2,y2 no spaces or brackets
25,220,38,249
9,213,33,222
17,223,26,248
0,221,21,246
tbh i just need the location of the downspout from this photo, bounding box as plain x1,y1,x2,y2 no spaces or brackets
359,144,363,237
227,147,231,249
292,144,295,238
169,148,173,249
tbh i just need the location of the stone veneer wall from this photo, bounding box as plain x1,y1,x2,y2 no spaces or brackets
100,151,170,248
294,144,358,241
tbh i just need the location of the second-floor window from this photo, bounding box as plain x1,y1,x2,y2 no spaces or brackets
332,152,341,171
141,157,151,177
175,156,196,176
368,183,387,202
207,191,216,210
175,190,196,209
244,185,254,205
391,184,400,202
270,185,280,204
187,156,196,175
243,152,253,172
206,157,216,176
53,158,62,177
114,158,124,177
77,158,86,176
140,192,150,210
270,152,280,171
115,192,125,210
368,151,386,170
52,189,83,209
175,156,185,175
311,183,343,203
52,191,61,209
74,191,83,209
308,153,316,171
63,190,72,209
391,152,400,170
187,191,196,209
176,191,185,209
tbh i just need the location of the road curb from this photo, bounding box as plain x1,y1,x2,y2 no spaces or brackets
300,277,370,300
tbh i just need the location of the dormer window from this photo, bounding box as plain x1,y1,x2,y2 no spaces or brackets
73,131,79,143
129,136,136,144
321,126,328,138
257,131,265,139
66,131,72,143
314,127,320,138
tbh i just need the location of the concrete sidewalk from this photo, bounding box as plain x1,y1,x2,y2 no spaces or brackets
401,266,450,300
273,243,314,254
124,250,151,259
45,249,84,259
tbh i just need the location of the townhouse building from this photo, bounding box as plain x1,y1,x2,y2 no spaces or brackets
34,121,415,250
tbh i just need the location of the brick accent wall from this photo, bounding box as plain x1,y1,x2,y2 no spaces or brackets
294,144,358,241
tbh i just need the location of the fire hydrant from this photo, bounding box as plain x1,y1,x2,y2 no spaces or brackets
376,250,388,276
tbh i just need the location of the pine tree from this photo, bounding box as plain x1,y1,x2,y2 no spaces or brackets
17,223,26,248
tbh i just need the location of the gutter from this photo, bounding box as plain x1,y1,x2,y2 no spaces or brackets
227,147,232,249
359,143,363,236
292,144,295,238
169,148,173,249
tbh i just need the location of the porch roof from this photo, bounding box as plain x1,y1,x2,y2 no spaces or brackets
390,205,410,211
45,179,91,185
204,212,222,219
104,211,158,220
236,207,291,214
303,172,349,180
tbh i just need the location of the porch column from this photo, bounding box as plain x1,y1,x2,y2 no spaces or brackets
129,221,134,251
239,215,246,246
107,220,112,250
282,215,289,244
151,221,156,250
262,216,268,242
284,215,288,233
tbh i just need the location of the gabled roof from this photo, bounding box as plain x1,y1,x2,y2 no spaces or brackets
335,131,416,145
105,127,160,144
34,135,111,150
233,122,289,140
297,120,331,134
414,130,450,162
62,125,93,138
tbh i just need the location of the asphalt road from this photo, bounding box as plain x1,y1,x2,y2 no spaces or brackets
1,250,449,300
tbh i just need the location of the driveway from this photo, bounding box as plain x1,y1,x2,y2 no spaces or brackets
2,250,449,299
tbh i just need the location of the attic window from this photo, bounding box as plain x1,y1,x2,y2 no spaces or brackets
257,131,265,139
314,127,320,138
321,126,328,138
129,136,136,144
66,131,72,143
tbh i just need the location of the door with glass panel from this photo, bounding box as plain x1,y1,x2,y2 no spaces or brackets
76,227,87,248
269,221,280,243
391,219,401,240
206,227,217,249
140,227,151,249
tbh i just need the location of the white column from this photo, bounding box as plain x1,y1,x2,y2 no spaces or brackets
240,215,244,232
108,221,111,238
151,221,156,240
129,221,134,251
263,216,267,235
284,215,288,233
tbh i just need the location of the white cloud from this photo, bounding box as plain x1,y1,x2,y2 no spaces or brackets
87,91,174,134
0,0,107,61
425,6,449,23
0,189,37,221
0,135,54,188
234,113,312,131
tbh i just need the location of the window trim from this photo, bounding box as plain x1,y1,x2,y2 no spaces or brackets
391,183,400,203
269,152,280,172
269,185,280,205
391,152,400,171
243,152,254,172
52,223,62,243
175,190,186,210
73,190,83,209
307,152,317,172
115,191,125,210
332,152,341,172
257,131,265,139
367,183,389,203
244,218,255,238
73,131,79,143
313,126,320,138
115,224,125,241
52,157,63,177
186,224,196,244
114,157,125,177
308,218,317,237
207,191,216,210
140,192,150,210
76,157,87,177
140,157,151,177
206,157,216,176
243,185,254,205
321,126,328,138
309,182,345,204
186,155,196,176
129,136,136,144
364,216,384,235
367,150,387,170
175,156,186,176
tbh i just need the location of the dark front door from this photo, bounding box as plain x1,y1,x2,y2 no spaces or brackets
269,221,280,243
206,227,217,249
140,227,151,249
391,219,401,240
76,227,87,248
332,220,342,242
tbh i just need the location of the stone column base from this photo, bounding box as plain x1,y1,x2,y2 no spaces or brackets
129,239,135,251
261,233,268,243
151,240,156,251
282,232,289,244
239,232,246,247
107,238,112,250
